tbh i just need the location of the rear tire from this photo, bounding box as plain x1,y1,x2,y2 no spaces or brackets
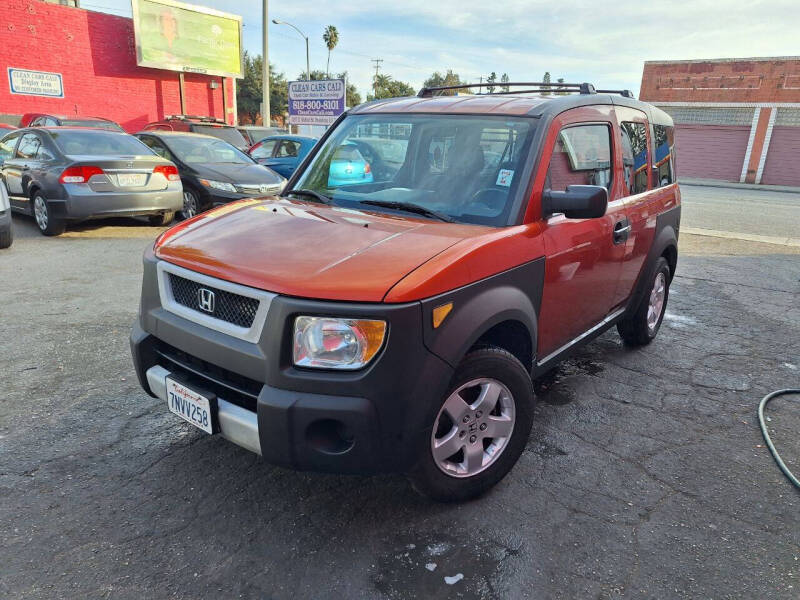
408,346,535,502
148,212,175,227
32,192,66,236
617,257,670,346
0,222,12,249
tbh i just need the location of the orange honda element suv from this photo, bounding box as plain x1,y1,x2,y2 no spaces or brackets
131,82,680,501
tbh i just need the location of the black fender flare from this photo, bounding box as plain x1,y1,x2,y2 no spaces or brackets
420,258,544,369
627,206,680,313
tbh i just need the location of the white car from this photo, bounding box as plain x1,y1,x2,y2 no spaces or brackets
0,175,12,248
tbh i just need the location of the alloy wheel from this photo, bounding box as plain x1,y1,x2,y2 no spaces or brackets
34,195,48,231
647,271,666,332
182,191,197,219
431,378,515,478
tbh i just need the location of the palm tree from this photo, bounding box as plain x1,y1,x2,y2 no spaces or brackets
323,25,339,78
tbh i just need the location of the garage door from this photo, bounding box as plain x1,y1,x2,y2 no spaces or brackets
674,124,750,182
760,127,800,186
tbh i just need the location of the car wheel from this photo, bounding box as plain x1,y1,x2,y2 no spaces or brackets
617,256,670,346
0,222,12,249
32,192,66,236
148,211,175,227
408,346,535,502
180,189,199,220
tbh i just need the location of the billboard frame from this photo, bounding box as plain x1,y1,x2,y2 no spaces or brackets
131,0,244,79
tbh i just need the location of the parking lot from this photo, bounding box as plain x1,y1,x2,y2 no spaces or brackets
1,185,799,599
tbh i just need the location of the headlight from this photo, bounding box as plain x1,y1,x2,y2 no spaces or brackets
200,179,237,193
293,316,386,370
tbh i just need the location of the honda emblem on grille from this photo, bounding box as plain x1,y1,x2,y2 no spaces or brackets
197,288,215,313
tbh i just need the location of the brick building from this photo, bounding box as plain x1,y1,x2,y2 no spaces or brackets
0,0,236,132
640,57,800,187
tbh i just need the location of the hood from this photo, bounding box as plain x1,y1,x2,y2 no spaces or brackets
155,198,490,302
190,162,283,184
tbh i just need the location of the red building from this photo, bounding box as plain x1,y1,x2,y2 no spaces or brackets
640,57,800,187
0,0,236,132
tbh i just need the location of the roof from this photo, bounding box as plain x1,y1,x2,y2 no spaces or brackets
349,92,663,121
645,56,800,65
135,130,223,141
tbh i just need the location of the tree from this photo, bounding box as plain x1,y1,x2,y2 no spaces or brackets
322,25,339,78
367,74,415,100
542,71,551,96
555,77,568,96
236,51,288,124
422,70,465,95
500,73,510,93
486,71,497,94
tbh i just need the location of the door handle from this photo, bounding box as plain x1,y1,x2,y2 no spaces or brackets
613,220,631,244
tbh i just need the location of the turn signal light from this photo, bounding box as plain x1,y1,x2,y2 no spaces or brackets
59,165,104,183
364,162,371,174
432,302,453,328
153,164,180,181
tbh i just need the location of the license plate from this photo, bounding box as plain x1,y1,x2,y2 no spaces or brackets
166,378,213,434
117,173,146,187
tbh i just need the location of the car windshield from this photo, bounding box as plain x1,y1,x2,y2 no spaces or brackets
50,130,152,156
167,136,254,164
292,114,536,226
192,124,248,148
61,119,123,132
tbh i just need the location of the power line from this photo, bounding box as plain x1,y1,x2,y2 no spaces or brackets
371,58,383,98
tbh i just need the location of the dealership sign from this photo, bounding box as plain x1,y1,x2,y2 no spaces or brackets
8,68,64,98
288,79,345,126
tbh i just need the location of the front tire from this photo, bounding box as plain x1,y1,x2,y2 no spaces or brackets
617,256,670,346
32,192,66,236
179,188,200,220
408,347,535,502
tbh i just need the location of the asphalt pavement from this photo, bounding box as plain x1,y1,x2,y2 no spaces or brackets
1,187,799,599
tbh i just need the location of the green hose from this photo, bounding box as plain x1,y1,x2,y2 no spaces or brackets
758,389,800,489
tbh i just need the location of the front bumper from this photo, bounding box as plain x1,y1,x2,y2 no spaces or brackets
130,252,454,474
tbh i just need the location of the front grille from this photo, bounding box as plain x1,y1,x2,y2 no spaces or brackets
236,183,282,196
168,273,259,328
155,341,261,412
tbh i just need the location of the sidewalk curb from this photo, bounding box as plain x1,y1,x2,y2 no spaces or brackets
680,178,800,194
682,227,800,247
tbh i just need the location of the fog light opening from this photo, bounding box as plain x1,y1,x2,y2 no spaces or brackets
305,419,355,455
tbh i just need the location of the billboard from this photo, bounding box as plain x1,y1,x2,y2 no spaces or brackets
132,0,242,78
288,79,346,126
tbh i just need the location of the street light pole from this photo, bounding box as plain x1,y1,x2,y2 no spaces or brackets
272,19,310,80
262,0,270,126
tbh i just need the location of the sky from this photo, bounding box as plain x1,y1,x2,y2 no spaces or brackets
86,0,799,99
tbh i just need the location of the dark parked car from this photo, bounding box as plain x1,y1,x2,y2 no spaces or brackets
248,135,317,178
135,131,286,220
238,125,288,147
0,173,12,248
19,113,123,131
0,127,182,235
142,115,249,151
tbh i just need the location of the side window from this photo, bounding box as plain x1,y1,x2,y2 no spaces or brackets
620,122,648,195
36,141,56,161
30,117,44,126
547,124,612,192
276,140,299,158
16,134,41,159
46,118,59,126
250,139,277,159
653,124,676,187
0,134,21,160
139,137,173,161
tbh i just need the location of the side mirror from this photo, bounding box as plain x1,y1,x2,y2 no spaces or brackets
542,185,608,219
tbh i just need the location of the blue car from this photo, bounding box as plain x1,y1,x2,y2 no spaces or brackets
327,142,374,187
248,135,317,179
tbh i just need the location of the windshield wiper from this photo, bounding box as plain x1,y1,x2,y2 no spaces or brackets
286,189,333,205
359,200,454,223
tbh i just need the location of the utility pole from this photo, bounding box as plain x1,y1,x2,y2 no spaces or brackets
262,0,270,126
371,58,383,98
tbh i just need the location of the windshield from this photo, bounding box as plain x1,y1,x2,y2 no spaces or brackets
51,130,152,156
292,114,536,226
192,124,248,148
61,119,123,132
167,136,254,164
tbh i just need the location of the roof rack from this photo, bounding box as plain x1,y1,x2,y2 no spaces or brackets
164,114,227,124
417,82,634,99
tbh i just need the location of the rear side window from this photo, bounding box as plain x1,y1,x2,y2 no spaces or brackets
653,124,676,187
250,139,277,159
546,124,612,191
620,122,648,195
16,133,41,159
276,140,300,158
